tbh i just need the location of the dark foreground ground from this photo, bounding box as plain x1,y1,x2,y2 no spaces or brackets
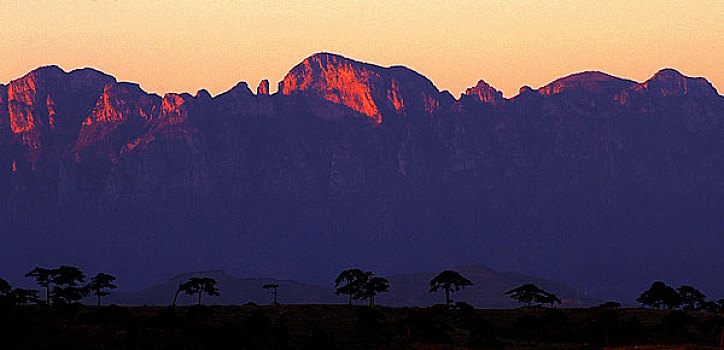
1,304,723,349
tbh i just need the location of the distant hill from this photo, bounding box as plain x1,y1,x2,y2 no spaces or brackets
101,264,594,308
104,270,340,306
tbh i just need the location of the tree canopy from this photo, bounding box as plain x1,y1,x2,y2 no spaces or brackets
429,270,473,307
358,276,389,307
505,283,560,308
335,269,372,305
175,277,220,306
25,266,87,305
677,285,706,311
335,269,389,306
637,281,681,309
88,273,117,306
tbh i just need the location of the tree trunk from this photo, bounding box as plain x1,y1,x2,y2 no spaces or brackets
46,285,50,305
172,290,180,306
445,288,450,307
348,294,352,305
273,289,278,304
198,292,202,305
97,293,101,307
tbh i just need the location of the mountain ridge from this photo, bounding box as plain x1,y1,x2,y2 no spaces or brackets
1,52,723,303
8,57,719,104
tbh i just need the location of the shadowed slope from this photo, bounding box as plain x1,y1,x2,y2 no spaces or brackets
1,55,723,303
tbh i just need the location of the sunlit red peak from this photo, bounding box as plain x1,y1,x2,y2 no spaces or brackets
278,52,450,123
279,52,385,122
257,79,269,96
161,93,192,118
463,80,504,104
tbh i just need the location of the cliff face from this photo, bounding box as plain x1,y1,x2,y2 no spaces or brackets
279,53,453,123
1,55,723,299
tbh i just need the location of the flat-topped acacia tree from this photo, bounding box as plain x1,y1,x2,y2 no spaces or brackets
25,266,87,305
87,273,117,306
263,283,280,305
429,270,473,307
505,283,560,308
637,281,681,309
25,267,54,305
50,266,87,305
359,277,389,307
335,269,390,306
335,269,372,305
174,277,220,306
677,285,706,311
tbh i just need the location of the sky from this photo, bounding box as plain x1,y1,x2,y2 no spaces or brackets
0,0,721,98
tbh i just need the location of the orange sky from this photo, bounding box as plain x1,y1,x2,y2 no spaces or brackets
1,0,721,97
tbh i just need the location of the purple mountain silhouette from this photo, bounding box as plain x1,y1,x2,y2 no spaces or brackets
1,53,723,301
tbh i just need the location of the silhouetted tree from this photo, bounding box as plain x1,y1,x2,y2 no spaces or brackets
598,301,622,309
700,300,720,313
335,269,371,305
263,283,280,305
637,281,681,309
358,276,389,307
176,277,220,305
505,283,560,308
51,266,87,304
677,285,706,311
25,266,87,305
25,267,54,305
0,278,11,305
11,288,41,306
538,291,562,308
429,270,473,307
0,278,10,295
87,273,117,306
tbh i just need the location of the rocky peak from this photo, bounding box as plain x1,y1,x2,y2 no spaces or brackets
6,66,114,149
279,52,449,123
196,89,212,100
640,68,718,97
462,80,505,105
519,86,534,95
257,79,269,96
161,93,195,124
222,81,254,100
75,82,160,151
84,82,157,125
615,69,720,105
538,71,636,96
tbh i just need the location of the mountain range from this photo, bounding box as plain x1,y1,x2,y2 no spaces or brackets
1,53,723,302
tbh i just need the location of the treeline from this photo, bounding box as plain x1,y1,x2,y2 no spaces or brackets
3,266,723,312
636,281,724,312
0,266,116,306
